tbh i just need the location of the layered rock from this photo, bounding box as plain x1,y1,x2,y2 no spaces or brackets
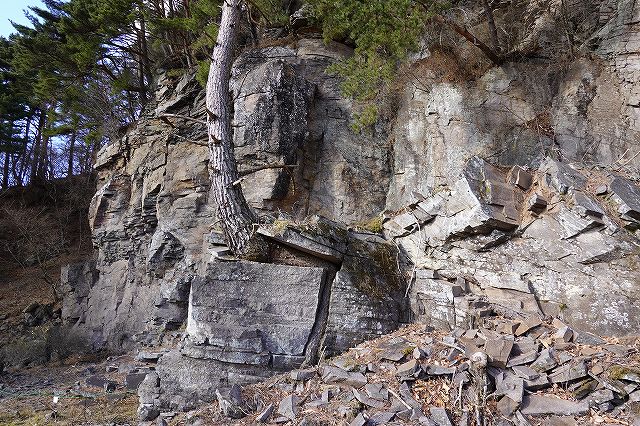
386,0,640,210
58,1,640,421
61,39,394,351
388,157,640,336
139,221,408,416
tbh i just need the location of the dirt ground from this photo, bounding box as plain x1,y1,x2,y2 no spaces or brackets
0,354,139,426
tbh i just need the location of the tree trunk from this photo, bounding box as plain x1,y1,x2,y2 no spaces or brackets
68,131,76,177
139,6,153,98
435,14,502,66
30,109,45,184
206,0,267,258
14,113,32,186
3,120,14,189
40,128,50,180
3,152,10,189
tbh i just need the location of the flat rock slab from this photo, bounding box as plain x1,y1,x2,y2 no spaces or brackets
353,389,385,408
610,176,640,222
278,395,301,420
256,404,274,423
379,337,415,362
86,375,108,388
136,351,165,363
364,383,389,401
486,336,514,369
187,261,327,363
320,366,367,388
520,395,589,416
429,407,453,426
549,361,587,384
531,349,558,372
496,374,524,403
396,359,420,378
124,372,147,390
290,368,317,382
425,365,456,376
368,411,396,425
257,226,344,264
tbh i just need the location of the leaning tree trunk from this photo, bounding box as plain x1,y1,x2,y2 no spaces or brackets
206,0,267,258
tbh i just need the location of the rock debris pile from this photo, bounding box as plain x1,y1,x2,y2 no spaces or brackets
174,316,640,426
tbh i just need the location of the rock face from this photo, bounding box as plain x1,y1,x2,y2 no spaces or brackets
61,0,640,420
144,221,408,414
184,261,327,371
386,0,640,210
395,157,640,336
62,39,394,351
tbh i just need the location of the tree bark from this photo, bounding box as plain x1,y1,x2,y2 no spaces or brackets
68,131,76,177
139,5,153,99
3,152,10,189
206,0,267,258
3,120,14,189
482,0,500,53
30,109,45,184
40,129,50,180
14,113,31,186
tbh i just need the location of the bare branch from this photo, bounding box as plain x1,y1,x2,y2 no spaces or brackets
434,14,503,66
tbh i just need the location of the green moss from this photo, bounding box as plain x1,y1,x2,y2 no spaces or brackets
350,240,403,300
402,346,416,357
352,215,384,233
166,68,187,79
572,379,598,399
609,365,640,381
271,219,291,236
299,217,349,242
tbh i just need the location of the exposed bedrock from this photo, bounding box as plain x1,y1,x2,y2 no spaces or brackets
58,2,640,418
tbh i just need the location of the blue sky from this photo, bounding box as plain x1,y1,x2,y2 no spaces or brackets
0,0,46,37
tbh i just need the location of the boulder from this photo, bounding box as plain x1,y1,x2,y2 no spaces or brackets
185,261,328,371
323,233,408,354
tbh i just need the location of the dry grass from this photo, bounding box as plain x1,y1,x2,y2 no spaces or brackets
0,392,138,426
0,358,139,426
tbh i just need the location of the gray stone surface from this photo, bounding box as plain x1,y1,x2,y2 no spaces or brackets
429,407,453,426
395,155,640,337
610,176,640,226
57,4,640,421
216,385,246,419
277,395,300,420
184,261,327,371
323,233,408,354
65,39,394,351
549,361,588,384
485,336,514,369
353,388,385,408
60,261,97,325
520,395,589,416
256,404,274,423
257,216,348,264
320,366,367,388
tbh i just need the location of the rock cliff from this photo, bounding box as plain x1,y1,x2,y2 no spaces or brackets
59,0,640,421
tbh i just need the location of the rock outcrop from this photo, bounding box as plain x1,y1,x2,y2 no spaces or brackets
58,0,640,421
62,39,395,351
389,157,640,337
